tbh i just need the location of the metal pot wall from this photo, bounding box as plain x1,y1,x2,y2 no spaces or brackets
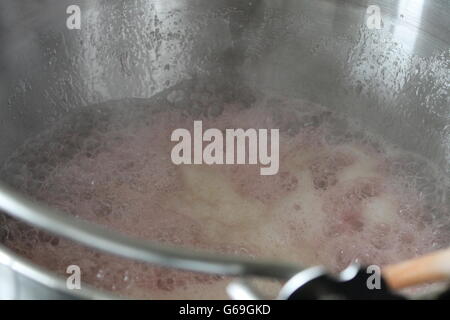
0,0,448,299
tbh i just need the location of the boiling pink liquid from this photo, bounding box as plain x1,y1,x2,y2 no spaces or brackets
1,96,448,299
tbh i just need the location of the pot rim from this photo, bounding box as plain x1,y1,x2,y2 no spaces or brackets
0,182,304,299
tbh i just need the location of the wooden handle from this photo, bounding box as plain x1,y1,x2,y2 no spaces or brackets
383,248,450,290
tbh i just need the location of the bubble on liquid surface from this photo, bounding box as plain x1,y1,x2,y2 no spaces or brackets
0,91,448,299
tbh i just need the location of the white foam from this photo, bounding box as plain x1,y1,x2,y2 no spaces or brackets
0,96,448,298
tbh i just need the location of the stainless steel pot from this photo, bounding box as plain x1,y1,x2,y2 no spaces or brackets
0,0,448,299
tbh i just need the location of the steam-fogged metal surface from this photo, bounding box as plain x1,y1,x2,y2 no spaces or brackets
0,0,448,299
0,0,448,170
